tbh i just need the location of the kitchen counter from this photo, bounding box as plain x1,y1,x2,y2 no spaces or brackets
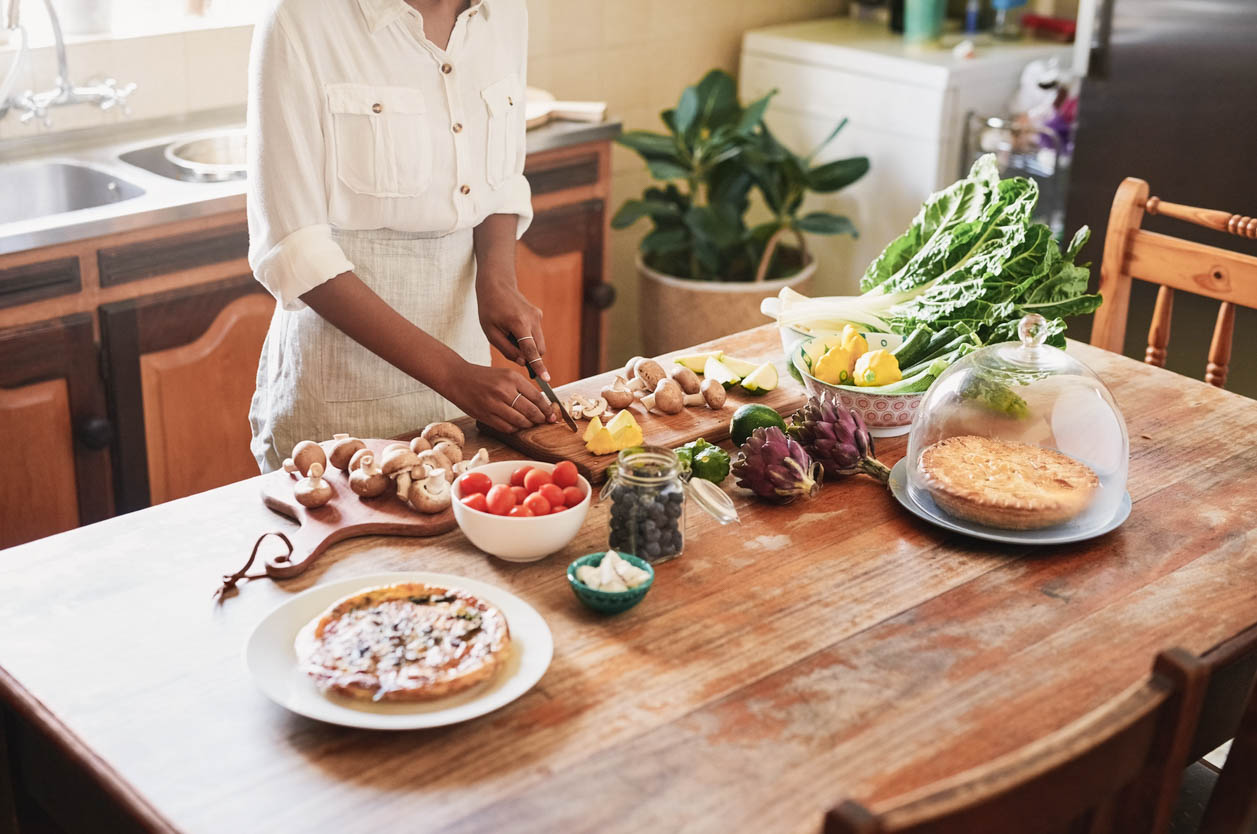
2,325,1256,833
0,112,622,257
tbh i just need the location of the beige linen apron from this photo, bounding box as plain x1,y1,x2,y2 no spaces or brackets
249,227,488,472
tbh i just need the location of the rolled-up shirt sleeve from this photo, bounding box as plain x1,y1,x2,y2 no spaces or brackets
246,10,353,311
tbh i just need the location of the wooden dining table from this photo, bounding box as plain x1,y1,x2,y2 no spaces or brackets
1,326,1255,834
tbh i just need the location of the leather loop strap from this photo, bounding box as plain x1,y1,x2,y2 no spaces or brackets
215,531,293,601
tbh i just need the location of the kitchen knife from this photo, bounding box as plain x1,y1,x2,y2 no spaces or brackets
508,335,579,433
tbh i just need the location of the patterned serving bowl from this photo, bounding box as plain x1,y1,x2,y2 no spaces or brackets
789,340,922,438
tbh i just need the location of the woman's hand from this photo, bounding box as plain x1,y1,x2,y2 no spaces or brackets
477,278,551,382
440,361,556,434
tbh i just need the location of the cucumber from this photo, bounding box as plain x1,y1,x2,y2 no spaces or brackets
890,326,933,368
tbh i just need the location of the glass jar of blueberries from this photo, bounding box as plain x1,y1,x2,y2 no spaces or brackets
603,446,738,563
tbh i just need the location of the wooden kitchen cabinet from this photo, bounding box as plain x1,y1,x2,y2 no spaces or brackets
100,276,272,512
0,314,113,548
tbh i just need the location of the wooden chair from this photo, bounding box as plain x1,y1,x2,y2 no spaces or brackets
1196,680,1257,834
1090,178,1257,388
824,649,1209,834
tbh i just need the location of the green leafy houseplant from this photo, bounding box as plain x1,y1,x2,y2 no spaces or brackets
612,69,870,283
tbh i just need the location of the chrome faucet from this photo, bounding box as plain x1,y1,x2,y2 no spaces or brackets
1,0,137,127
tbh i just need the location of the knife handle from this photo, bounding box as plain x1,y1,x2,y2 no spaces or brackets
507,334,539,380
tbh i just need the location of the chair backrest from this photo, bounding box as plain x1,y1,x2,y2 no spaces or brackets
1089,177,1257,388
1196,623,1257,834
824,649,1208,834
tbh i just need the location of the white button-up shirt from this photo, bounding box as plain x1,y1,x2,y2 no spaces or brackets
247,0,532,310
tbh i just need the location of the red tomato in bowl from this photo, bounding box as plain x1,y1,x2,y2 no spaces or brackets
523,468,552,493
550,504,567,513
538,483,565,508
552,460,579,488
522,493,551,516
456,471,492,496
562,485,585,507
460,493,489,513
510,485,529,504
485,484,516,516
509,466,532,488
507,505,534,518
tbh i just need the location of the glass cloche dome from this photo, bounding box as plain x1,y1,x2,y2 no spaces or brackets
905,314,1129,532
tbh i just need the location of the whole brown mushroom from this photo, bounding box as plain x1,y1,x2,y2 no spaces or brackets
641,378,685,414
601,377,636,410
408,436,433,454
328,434,366,471
627,359,666,394
347,447,373,472
684,377,727,410
434,440,463,464
669,365,701,395
294,462,334,508
623,356,645,378
348,452,389,498
291,440,327,477
407,470,452,513
421,421,465,449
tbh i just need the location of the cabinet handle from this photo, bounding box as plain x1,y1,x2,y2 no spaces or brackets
76,416,114,450
585,282,617,310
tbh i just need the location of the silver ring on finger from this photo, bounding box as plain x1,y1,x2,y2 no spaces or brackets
516,335,535,343
511,392,523,409
527,357,544,365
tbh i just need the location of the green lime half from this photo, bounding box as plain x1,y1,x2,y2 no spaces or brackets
729,403,787,447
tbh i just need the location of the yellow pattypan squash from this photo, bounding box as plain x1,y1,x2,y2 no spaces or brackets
854,349,902,387
812,345,855,385
841,324,868,359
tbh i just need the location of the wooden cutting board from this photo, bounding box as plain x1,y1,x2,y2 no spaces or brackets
482,326,809,484
253,439,456,580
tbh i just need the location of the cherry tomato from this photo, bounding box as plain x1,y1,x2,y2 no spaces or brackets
456,471,492,496
507,505,534,518
510,485,529,504
538,483,565,508
522,493,551,516
509,466,533,488
460,493,489,513
550,504,567,513
523,468,552,494
552,460,579,488
562,485,585,507
485,484,516,516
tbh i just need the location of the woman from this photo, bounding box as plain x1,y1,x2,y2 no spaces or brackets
246,0,554,472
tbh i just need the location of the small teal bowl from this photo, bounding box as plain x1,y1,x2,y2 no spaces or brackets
566,552,655,614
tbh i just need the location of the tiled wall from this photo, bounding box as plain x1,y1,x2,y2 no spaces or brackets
1,0,847,365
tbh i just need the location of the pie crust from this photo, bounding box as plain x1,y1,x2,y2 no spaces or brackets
297,582,510,702
918,435,1099,530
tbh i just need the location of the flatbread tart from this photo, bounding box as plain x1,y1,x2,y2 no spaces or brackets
297,582,510,702
918,435,1099,530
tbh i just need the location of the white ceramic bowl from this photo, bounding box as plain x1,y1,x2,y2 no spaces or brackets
451,460,592,563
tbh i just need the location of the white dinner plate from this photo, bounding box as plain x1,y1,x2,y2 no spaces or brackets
244,571,553,730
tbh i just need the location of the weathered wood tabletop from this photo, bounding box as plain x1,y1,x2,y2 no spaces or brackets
2,326,1256,834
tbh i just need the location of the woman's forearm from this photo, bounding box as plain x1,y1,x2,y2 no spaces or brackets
472,213,519,286
300,270,465,392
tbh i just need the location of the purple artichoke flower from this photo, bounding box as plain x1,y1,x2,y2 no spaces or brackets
732,426,822,504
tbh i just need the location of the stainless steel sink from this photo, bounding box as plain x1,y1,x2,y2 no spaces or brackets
0,161,145,225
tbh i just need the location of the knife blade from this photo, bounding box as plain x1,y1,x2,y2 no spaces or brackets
508,335,579,433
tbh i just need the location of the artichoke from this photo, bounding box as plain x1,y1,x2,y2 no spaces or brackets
788,393,891,484
732,426,821,504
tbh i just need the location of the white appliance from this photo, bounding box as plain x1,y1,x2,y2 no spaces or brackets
739,20,1072,294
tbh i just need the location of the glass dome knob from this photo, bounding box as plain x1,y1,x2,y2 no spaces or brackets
1018,313,1049,348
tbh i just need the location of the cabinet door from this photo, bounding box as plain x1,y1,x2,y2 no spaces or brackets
494,199,614,386
100,276,273,511
0,314,112,548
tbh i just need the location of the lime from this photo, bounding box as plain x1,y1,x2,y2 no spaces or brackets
729,403,787,447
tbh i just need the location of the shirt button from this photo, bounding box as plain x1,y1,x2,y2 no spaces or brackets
469,9,477,16
460,184,471,195
507,96,514,106
452,122,463,133
441,63,453,74
372,102,383,113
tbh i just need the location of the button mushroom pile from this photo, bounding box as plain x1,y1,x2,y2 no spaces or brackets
568,355,730,423
280,423,489,515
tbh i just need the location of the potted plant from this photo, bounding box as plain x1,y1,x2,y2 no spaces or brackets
613,69,869,355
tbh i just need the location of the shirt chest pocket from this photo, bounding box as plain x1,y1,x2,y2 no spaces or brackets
481,74,521,189
326,84,431,197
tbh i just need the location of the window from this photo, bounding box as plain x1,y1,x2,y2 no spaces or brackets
7,0,258,49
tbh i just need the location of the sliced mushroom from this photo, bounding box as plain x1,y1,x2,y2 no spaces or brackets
294,462,333,508
416,448,455,482
684,377,727,410
453,447,490,476
409,436,432,454
291,440,327,477
328,435,366,471
627,359,667,393
641,377,685,414
601,377,636,410
434,440,463,464
347,447,373,472
421,421,465,449
348,452,389,498
669,365,701,395
407,469,452,513
563,394,609,420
